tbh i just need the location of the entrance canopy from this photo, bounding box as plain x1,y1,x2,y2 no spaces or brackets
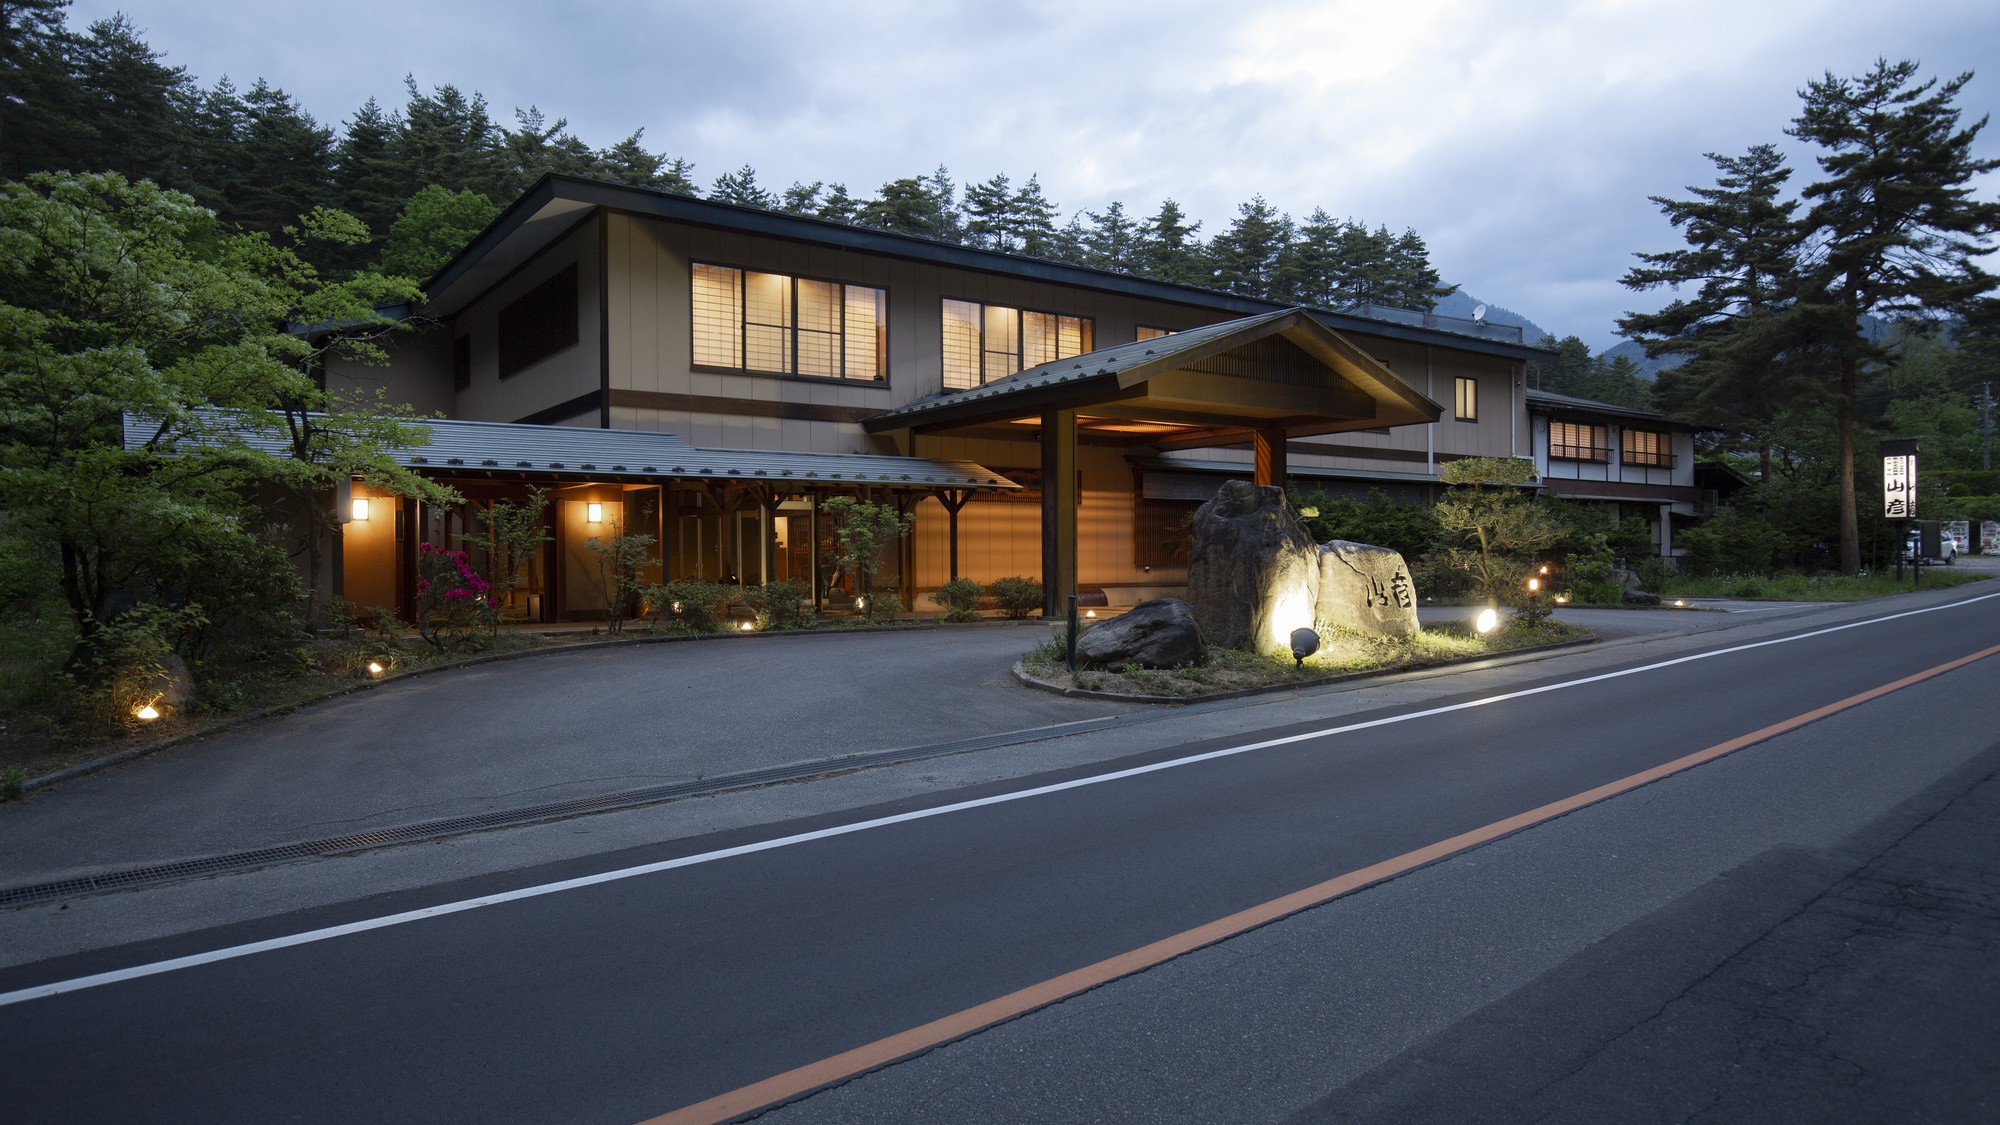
866,308,1442,615
865,307,1440,451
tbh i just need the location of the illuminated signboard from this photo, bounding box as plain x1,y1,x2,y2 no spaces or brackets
1880,439,1918,519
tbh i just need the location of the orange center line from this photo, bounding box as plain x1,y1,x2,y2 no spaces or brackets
641,640,2000,1125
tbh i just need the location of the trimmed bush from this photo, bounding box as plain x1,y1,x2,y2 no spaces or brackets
989,576,1043,619
743,579,809,630
647,580,736,632
935,577,984,622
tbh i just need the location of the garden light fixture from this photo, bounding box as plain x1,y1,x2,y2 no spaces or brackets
133,701,161,721
1476,608,1499,634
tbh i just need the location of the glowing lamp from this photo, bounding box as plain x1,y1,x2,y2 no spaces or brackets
366,661,384,676
133,702,161,721
586,502,603,523
1673,598,1687,608
1476,608,1499,635
1085,609,1096,618
351,497,370,521
1527,577,1540,592
670,600,684,614
1554,594,1570,605
855,596,867,611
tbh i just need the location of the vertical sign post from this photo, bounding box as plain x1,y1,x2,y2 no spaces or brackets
1880,439,1918,585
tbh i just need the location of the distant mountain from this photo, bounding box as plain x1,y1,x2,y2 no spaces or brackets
1434,290,1551,344
1601,338,1683,380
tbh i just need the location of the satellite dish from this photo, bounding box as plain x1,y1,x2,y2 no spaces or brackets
1472,304,1487,322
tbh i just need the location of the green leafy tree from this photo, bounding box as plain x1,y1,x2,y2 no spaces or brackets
378,184,499,280
1429,457,1561,606
1619,144,1803,480
819,497,914,618
476,487,550,630
585,523,655,632
1788,59,2000,573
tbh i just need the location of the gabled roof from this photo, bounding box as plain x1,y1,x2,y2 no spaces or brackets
128,414,1020,490
421,174,1552,363
866,308,1441,442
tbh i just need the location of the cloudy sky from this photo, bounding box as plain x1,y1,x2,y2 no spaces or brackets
67,0,2000,351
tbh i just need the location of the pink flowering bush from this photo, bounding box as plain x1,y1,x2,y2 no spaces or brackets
414,542,493,649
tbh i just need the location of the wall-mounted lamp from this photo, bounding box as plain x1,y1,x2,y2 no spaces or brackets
587,502,603,523
351,497,370,522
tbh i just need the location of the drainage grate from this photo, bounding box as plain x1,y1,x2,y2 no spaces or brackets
0,710,1163,910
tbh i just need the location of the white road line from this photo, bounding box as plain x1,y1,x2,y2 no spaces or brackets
6,589,1997,1010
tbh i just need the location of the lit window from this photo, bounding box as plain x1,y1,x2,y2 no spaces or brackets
691,263,886,381
1454,376,1478,422
942,299,1093,390
1550,421,1610,462
1136,325,1175,341
1623,429,1671,467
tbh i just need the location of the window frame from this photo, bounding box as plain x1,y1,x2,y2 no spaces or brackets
1454,376,1478,422
1548,420,1611,463
941,297,1095,391
690,260,889,384
1621,428,1674,468
497,262,580,380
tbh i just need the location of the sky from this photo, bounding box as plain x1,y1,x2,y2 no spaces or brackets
66,0,2000,352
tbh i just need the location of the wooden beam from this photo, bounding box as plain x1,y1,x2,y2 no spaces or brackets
1253,427,1288,487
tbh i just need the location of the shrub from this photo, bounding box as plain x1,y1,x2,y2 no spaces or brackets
1290,486,1440,559
989,576,1043,619
869,591,905,618
413,542,492,650
649,580,736,632
935,577,984,622
1676,510,1784,577
743,579,810,630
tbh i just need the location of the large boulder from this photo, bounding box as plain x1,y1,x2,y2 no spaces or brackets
1074,598,1207,669
1611,567,1661,605
1186,481,1320,651
1316,540,1421,637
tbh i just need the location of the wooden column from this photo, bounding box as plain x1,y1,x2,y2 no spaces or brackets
1253,427,1288,487
938,489,972,580
1040,409,1078,617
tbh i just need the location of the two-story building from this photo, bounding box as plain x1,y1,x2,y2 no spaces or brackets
1526,388,1703,560
320,174,1559,622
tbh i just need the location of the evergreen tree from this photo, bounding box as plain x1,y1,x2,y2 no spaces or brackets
1384,228,1456,310
230,78,334,237
0,0,78,179
1208,195,1291,298
1335,222,1394,306
1529,336,1653,410
1010,173,1063,258
961,172,1014,250
396,76,507,199
330,97,405,268
1619,144,1803,481
505,106,595,191
1283,208,1346,306
1075,201,1140,272
1137,198,1206,286
1788,59,2000,573
186,76,247,216
859,173,955,239
923,165,962,242
69,14,194,188
812,181,858,223
708,163,775,208
596,128,692,192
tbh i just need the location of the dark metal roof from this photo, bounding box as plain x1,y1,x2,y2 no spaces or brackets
1526,388,1683,426
130,414,1019,490
421,174,1554,363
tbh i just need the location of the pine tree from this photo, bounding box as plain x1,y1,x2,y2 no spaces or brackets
330,97,406,267
812,181,858,223
186,76,248,216
859,173,955,239
0,0,78,179
1137,199,1205,286
708,163,775,208
1010,173,1063,258
1788,59,2000,573
961,172,1014,250
596,128,691,192
1076,200,1141,272
1384,229,1456,310
68,14,194,188
1283,208,1345,306
1209,195,1291,298
1619,144,1802,481
506,106,595,192
230,78,334,237
397,76,507,199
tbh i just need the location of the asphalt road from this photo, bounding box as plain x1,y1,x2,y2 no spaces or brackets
3,583,1997,1122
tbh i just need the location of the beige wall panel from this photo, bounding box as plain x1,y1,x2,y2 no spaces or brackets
339,485,399,613
453,216,602,424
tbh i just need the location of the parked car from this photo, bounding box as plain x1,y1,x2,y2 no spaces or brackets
1904,529,1958,564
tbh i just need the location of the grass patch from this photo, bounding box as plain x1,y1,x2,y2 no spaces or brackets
1021,617,1588,698
1659,569,1989,602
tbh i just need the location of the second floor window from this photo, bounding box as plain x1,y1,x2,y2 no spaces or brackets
1454,376,1478,421
1623,429,1672,467
692,262,886,381
1549,421,1610,462
941,299,1093,390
